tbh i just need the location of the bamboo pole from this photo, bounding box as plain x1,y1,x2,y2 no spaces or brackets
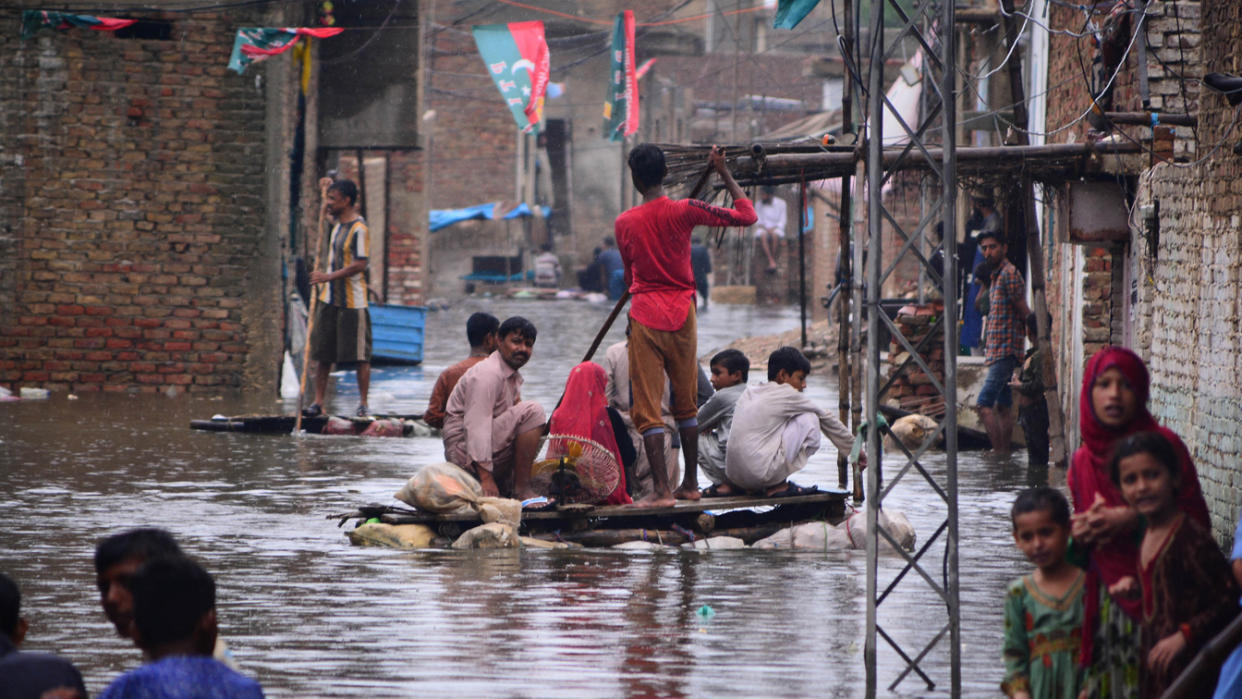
837,0,856,493
294,183,330,433
1000,0,1069,469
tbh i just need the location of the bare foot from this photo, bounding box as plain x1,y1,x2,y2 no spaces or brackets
633,493,677,507
673,486,701,501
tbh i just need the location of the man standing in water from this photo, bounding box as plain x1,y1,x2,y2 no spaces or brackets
307,178,372,417
615,144,756,506
976,229,1031,453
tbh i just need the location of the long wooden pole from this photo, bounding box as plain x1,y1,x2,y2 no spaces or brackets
1000,0,1068,469
838,0,856,493
294,184,329,433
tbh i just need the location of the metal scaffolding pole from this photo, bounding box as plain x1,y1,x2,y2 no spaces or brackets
861,0,959,694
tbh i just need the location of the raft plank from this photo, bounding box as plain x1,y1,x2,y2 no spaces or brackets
191,413,423,434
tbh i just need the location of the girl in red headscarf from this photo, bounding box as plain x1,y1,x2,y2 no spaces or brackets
544,362,632,505
1068,347,1209,697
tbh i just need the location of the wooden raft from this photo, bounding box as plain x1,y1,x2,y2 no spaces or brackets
190,413,424,435
330,490,850,547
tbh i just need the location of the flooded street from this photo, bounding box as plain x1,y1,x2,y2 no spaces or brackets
0,299,1049,697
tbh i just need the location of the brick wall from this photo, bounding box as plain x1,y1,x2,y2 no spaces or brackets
0,7,291,393
1134,1,1241,538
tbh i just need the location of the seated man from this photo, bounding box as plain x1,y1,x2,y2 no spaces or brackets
0,571,87,699
443,316,546,501
532,244,562,288
725,346,853,496
697,349,749,497
98,556,263,699
601,337,677,502
95,528,238,669
423,312,499,430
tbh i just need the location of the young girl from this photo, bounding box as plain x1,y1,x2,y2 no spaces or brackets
1003,486,1085,698
1068,347,1210,697
1107,431,1239,699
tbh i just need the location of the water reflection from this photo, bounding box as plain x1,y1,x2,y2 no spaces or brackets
0,299,1045,697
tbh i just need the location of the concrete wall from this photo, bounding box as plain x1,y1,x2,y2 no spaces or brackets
0,4,297,394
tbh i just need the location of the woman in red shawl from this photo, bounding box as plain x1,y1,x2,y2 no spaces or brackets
1069,347,1209,697
543,362,632,505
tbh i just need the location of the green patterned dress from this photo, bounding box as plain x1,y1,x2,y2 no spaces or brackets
1002,571,1086,698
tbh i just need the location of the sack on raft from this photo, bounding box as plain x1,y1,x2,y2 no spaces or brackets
451,522,519,549
322,416,356,435
347,522,436,549
394,462,482,515
361,419,406,437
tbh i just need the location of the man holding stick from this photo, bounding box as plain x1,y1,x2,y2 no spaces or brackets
615,144,756,506
307,177,372,417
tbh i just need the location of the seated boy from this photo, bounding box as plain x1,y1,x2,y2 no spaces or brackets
0,571,87,699
724,346,853,496
697,349,749,497
99,556,263,699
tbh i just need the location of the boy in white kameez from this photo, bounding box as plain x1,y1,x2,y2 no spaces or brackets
725,346,853,496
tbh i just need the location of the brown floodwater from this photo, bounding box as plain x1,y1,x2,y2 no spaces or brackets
0,298,1049,697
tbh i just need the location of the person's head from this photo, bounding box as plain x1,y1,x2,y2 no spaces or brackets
977,230,1006,266
1084,347,1148,432
709,349,749,389
972,261,994,287
0,572,28,645
627,144,667,194
94,528,183,639
692,236,703,246
1110,431,1181,520
761,185,776,202
1025,312,1050,342
603,236,616,249
932,221,944,243
326,179,359,217
129,556,217,659
1010,487,1071,572
540,242,553,253
768,346,811,391
496,316,537,370
466,312,499,352
972,194,994,213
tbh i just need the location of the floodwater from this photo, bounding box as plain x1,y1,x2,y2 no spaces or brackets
0,299,1051,697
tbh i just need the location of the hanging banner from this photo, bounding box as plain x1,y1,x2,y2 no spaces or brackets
602,11,638,142
472,22,550,134
20,11,136,39
228,27,344,74
773,0,821,30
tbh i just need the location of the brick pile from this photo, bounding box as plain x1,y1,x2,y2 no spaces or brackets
882,302,946,418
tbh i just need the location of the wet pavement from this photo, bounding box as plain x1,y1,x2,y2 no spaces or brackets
0,299,1051,697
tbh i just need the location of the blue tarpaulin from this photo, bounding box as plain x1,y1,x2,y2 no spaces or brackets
429,202,551,232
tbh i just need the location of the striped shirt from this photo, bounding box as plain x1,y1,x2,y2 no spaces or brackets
323,218,369,308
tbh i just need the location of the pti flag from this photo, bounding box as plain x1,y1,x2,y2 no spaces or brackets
228,27,344,74
472,22,550,133
602,11,638,142
20,10,136,39
773,0,822,30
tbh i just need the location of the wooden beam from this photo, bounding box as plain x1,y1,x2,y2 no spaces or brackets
1103,111,1196,127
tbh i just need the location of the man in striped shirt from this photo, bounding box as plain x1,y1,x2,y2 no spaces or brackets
308,178,373,417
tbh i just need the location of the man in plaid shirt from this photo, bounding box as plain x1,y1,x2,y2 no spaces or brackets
976,229,1031,453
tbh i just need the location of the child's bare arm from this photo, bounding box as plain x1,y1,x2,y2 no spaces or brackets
1107,576,1138,598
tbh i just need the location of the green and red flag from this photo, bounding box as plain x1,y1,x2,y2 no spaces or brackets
602,11,638,142
20,10,136,39
471,22,550,134
773,0,822,30
228,27,344,74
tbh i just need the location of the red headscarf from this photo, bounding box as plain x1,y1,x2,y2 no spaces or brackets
1070,347,1209,659
547,362,631,505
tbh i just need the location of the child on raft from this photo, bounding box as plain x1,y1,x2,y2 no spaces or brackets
1001,486,1085,698
696,349,749,497
1105,431,1238,699
722,346,853,497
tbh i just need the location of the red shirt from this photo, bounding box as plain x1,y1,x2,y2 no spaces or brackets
614,196,756,331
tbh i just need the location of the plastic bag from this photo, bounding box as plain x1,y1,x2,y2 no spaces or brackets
451,522,519,549
394,462,482,515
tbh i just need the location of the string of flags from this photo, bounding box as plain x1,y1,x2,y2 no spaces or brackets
18,4,822,138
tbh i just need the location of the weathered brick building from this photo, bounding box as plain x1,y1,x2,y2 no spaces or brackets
1038,0,1242,535
0,0,428,395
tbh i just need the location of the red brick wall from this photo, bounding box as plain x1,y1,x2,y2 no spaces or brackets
0,9,286,393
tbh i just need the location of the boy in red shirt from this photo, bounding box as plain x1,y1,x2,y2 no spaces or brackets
616,144,757,506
